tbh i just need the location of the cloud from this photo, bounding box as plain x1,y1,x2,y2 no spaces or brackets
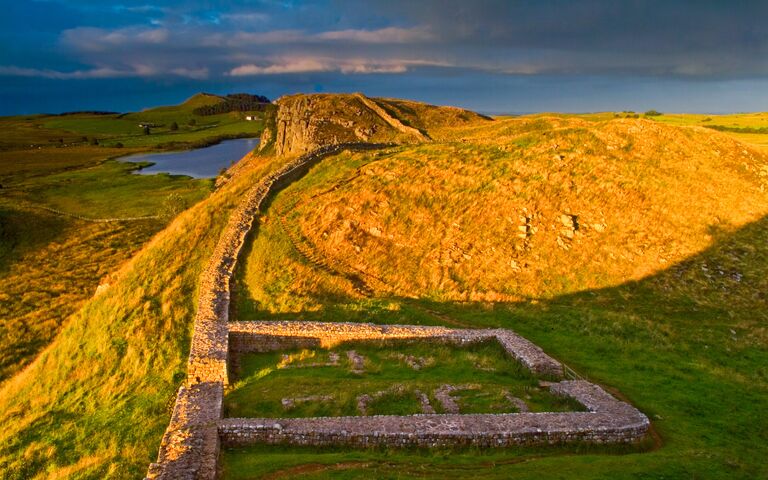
169,67,210,79
225,29,307,46
219,12,270,25
61,27,170,52
0,64,208,80
208,26,434,47
226,56,445,76
0,66,128,79
229,59,332,75
315,27,434,43
8,0,768,91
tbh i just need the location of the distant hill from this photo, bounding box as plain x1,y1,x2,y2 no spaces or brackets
191,93,271,116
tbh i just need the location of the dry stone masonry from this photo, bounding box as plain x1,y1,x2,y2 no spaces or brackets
220,380,649,448
228,320,564,377
146,142,650,479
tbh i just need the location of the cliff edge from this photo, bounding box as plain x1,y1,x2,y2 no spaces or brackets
261,93,488,156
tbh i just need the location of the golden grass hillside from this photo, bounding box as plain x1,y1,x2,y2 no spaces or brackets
240,115,768,309
0,151,287,479
0,207,157,380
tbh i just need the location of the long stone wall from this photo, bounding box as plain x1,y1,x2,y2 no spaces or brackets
146,143,393,480
219,381,649,448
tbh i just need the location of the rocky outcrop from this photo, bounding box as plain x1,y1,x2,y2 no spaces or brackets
263,93,432,157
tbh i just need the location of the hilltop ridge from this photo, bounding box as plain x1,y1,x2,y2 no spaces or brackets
261,92,488,156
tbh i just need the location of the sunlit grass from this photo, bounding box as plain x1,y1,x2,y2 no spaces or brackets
225,340,581,419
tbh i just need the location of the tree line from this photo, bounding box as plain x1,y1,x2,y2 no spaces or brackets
193,93,271,116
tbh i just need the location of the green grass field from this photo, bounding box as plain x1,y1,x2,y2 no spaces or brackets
225,340,582,419
0,93,269,151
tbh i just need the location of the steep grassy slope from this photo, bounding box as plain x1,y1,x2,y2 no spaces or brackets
0,151,286,479
0,93,266,379
0,206,159,380
239,116,768,306
0,156,213,380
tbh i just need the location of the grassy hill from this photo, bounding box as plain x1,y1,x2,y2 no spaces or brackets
1,94,767,479
527,110,768,152
237,115,768,307
0,93,268,380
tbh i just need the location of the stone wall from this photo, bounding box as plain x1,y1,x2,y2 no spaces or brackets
228,321,564,377
147,143,393,480
219,380,649,448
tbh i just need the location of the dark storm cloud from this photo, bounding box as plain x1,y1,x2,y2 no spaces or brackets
2,1,768,114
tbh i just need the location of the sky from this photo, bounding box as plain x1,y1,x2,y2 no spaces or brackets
2,0,768,115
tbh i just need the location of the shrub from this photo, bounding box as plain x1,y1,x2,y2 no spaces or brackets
159,193,187,219
170,122,179,131
644,110,662,116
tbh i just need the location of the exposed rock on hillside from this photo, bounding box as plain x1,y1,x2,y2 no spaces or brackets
263,93,488,156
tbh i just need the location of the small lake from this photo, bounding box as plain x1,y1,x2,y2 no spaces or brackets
121,137,260,178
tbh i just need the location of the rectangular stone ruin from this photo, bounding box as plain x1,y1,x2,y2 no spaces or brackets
221,321,650,450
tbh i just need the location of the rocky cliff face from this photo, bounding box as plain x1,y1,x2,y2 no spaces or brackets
262,93,488,156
